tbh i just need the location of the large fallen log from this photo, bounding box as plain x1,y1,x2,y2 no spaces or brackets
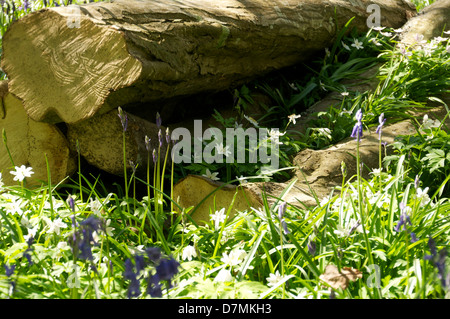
1,0,415,124
0,81,76,187
66,108,169,176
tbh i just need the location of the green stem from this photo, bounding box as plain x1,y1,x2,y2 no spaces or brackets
356,136,380,298
122,132,130,216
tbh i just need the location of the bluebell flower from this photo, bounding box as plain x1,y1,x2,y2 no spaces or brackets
375,113,386,140
156,112,162,128
145,135,151,152
410,232,418,243
23,0,29,11
135,254,147,274
147,274,163,298
278,202,287,220
281,220,290,235
146,247,161,263
394,202,412,232
68,196,75,212
69,216,104,261
152,149,157,164
165,127,171,144
156,257,180,288
118,107,128,132
158,129,163,147
425,237,448,288
23,236,34,266
351,109,363,141
123,258,136,280
307,237,316,256
4,264,15,278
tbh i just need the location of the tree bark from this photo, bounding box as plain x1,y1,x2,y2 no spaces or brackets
1,0,416,124
0,81,76,187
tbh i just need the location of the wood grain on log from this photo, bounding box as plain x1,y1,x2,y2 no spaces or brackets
1,0,415,124
0,81,76,187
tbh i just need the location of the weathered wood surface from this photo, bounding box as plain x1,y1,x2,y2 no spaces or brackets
1,0,415,124
0,81,76,187
66,108,169,176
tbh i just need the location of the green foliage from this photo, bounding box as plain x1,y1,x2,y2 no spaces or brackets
0,0,449,300
386,116,450,197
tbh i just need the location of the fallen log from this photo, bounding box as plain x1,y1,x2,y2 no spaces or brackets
66,108,169,176
1,0,415,124
0,81,76,187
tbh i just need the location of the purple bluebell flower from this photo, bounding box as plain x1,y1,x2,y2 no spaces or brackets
152,149,157,164
278,202,287,220
165,127,170,144
156,257,180,281
375,113,386,140
394,202,412,232
414,175,420,189
23,0,29,11
134,254,147,274
118,107,128,132
4,264,15,278
158,129,163,147
23,236,34,266
351,109,363,141
307,237,316,256
123,258,136,280
68,196,75,212
147,274,163,297
123,258,141,298
425,238,448,288
410,232,418,243
145,135,151,152
349,220,361,236
69,216,104,261
156,112,162,128
281,220,290,235
146,247,161,263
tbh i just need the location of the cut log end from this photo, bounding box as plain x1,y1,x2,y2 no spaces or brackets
0,81,76,188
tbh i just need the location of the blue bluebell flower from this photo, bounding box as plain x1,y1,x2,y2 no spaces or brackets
394,202,412,232
278,202,287,220
156,257,180,282
351,109,363,141
152,149,157,164
146,247,161,263
425,237,448,288
147,274,163,298
156,112,162,128
307,237,316,256
158,129,163,147
134,254,147,274
4,264,15,278
23,236,34,266
68,196,75,212
118,107,128,132
165,127,171,144
375,113,386,140
23,0,29,11
145,135,151,152
69,216,104,261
